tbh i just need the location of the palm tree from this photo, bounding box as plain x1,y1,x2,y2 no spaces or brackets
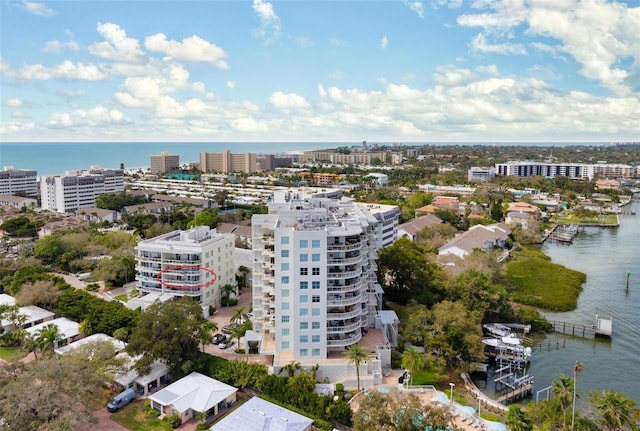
278,360,302,378
231,306,245,324
590,390,640,431
198,321,218,352
18,330,39,360
221,283,237,306
309,363,320,382
506,405,532,431
552,374,574,430
401,347,425,386
571,360,584,431
35,323,62,356
345,344,370,391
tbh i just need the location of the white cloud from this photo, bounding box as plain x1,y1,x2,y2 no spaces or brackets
19,61,107,81
459,0,640,95
144,33,228,69
0,121,36,135
47,106,132,129
329,71,346,80
269,91,311,111
470,33,527,55
226,81,236,89
292,36,314,48
252,0,281,45
89,22,148,63
405,1,425,19
476,64,499,75
20,0,55,16
4,98,23,108
381,36,389,50
43,39,80,53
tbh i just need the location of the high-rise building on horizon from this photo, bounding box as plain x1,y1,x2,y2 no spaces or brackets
40,167,124,212
0,167,38,198
199,150,257,174
150,152,180,174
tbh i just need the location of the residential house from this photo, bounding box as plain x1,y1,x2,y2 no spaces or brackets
505,202,541,228
25,317,81,347
211,397,313,431
54,333,126,356
113,353,170,395
76,207,121,224
1,303,55,331
0,195,38,210
397,214,442,241
438,223,511,260
149,372,237,424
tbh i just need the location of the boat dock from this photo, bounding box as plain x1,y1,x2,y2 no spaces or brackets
548,314,613,338
495,380,534,404
548,224,579,242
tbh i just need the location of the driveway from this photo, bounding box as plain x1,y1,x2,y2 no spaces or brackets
76,407,127,431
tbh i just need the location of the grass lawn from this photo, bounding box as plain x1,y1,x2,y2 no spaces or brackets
410,367,448,386
506,246,585,311
0,346,27,362
111,400,172,431
553,213,618,225
114,294,128,302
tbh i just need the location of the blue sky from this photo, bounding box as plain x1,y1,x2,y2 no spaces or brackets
1,0,639,142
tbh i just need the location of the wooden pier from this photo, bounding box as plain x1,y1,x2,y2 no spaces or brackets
549,314,612,338
496,382,534,404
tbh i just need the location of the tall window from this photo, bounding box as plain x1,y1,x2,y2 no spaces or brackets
312,240,321,248
300,348,308,357
281,276,289,284
300,268,308,276
300,308,308,317
300,295,309,303
312,335,320,343
281,236,289,244
281,315,289,323
300,322,308,330
312,295,320,303
312,267,320,275
312,281,320,289
300,281,308,289
300,254,308,262
299,240,308,248
281,302,289,310
312,254,321,262
300,335,308,343
281,250,289,258
281,263,289,271
312,348,320,356
312,321,320,329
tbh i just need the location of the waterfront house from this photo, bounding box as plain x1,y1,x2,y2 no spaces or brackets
211,397,313,431
149,372,237,424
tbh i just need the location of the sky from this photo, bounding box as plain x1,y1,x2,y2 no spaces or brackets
1,0,639,143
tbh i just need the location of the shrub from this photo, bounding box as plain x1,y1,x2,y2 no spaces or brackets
196,424,210,431
335,383,344,392
163,414,181,428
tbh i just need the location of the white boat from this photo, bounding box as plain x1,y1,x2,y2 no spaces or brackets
483,323,512,338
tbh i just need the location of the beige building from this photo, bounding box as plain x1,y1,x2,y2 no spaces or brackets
199,150,257,173
150,152,180,174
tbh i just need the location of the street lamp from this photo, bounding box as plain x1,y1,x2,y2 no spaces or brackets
449,383,455,409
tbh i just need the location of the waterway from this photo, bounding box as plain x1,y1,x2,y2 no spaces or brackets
474,200,640,408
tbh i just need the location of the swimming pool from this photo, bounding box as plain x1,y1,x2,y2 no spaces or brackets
377,385,391,393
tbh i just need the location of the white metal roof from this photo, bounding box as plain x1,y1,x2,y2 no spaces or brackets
212,397,313,431
149,372,237,414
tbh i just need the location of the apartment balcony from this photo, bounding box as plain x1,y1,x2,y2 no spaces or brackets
327,255,362,265
137,255,162,263
327,279,363,294
327,308,361,320
327,268,362,279
327,331,362,347
327,320,361,334
327,293,362,306
160,258,201,266
327,242,362,252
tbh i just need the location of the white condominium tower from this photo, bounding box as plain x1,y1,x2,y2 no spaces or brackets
40,167,124,213
0,167,38,198
135,226,235,309
252,198,383,361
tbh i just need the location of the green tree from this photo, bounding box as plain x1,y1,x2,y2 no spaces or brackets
590,390,640,431
344,344,370,391
553,374,574,430
127,297,203,378
35,323,62,356
34,234,63,265
572,361,584,431
401,347,425,386
278,360,302,378
198,320,218,352
231,306,245,324
506,404,533,431
222,284,238,306
187,208,221,229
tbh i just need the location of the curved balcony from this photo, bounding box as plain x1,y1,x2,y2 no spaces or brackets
327,293,362,306
158,278,204,287
327,308,361,320
327,321,361,333
327,242,362,252
327,331,362,347
327,255,362,265
327,269,362,279
327,279,363,294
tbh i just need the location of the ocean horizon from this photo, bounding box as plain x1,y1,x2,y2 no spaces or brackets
0,141,626,177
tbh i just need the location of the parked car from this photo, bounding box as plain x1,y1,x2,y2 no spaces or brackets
213,333,226,345
218,340,234,350
107,388,136,412
222,323,240,334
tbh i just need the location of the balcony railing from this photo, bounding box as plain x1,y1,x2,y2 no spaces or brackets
327,332,362,347
327,321,361,333
327,242,361,252
327,308,362,320
327,269,361,279
327,293,362,306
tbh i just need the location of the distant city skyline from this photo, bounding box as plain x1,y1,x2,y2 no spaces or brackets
1,0,639,143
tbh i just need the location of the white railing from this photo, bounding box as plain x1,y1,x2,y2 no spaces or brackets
327,293,362,306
